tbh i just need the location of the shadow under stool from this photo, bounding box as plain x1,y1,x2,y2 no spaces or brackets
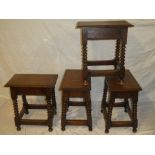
101,70,142,133
5,74,58,131
60,69,92,131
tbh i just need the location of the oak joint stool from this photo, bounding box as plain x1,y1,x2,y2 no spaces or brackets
76,20,133,85
101,70,142,133
5,74,58,132
60,69,92,131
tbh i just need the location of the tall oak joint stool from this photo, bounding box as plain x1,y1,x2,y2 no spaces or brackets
76,20,133,85
60,69,92,131
101,70,142,133
5,74,58,132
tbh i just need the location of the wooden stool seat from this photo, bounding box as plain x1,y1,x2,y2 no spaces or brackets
60,69,92,131
101,70,142,133
5,74,58,132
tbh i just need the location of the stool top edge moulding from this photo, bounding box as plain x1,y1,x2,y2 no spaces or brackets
4,74,58,88
76,20,134,29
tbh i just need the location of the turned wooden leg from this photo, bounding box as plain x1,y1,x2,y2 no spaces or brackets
124,98,129,112
81,33,88,86
101,79,107,113
51,87,57,114
114,39,121,69
85,92,92,131
46,91,53,132
22,95,29,114
61,93,67,131
66,98,70,112
105,93,114,133
11,89,21,131
119,41,126,82
132,95,138,133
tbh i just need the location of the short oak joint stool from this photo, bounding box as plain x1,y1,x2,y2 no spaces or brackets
101,70,142,133
5,74,58,132
60,69,92,131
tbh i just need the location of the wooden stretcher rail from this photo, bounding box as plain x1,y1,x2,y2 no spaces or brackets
65,120,88,126
87,60,115,66
20,119,47,125
89,69,118,77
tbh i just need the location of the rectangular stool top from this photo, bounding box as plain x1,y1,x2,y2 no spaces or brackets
60,69,90,91
76,20,133,28
106,70,142,92
5,74,58,88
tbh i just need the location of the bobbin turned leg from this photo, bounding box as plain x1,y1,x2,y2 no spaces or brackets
51,87,57,114
119,41,126,82
46,90,53,132
85,92,92,131
61,93,67,131
105,93,115,133
101,79,108,113
22,95,29,114
65,97,69,112
114,39,121,69
81,29,88,86
132,95,138,133
124,98,129,112
11,89,21,131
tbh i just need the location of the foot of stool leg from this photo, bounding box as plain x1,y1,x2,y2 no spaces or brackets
133,128,137,133
105,129,109,133
17,126,21,131
89,126,92,131
48,127,53,132
61,127,65,131
105,122,110,133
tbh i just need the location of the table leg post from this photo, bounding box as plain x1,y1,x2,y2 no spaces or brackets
22,95,29,114
119,41,126,81
105,93,114,133
46,90,53,132
61,93,67,131
11,89,21,131
114,39,121,69
124,98,129,112
101,79,108,113
132,94,138,133
51,87,57,114
81,29,88,86
85,92,92,131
